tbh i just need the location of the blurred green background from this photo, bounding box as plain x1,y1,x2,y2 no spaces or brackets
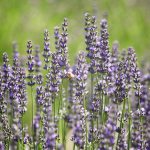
0,0,150,63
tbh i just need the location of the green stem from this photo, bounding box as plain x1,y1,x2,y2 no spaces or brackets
61,119,63,144
100,74,104,125
116,98,126,148
91,73,94,98
101,95,105,125
59,80,63,145
63,121,66,149
5,139,10,150
39,105,44,148
73,143,75,150
62,118,66,148
83,95,88,150
53,98,55,122
127,98,131,150
17,141,19,150
138,92,143,149
113,105,119,150
58,92,61,115
90,73,94,150
22,115,25,150
95,73,100,129
31,86,35,150
120,98,126,128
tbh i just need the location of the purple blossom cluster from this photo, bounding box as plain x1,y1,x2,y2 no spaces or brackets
0,13,150,150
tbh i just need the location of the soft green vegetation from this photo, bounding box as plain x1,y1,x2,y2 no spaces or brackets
0,0,150,63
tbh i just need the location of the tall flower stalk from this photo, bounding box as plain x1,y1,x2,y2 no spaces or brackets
26,40,35,148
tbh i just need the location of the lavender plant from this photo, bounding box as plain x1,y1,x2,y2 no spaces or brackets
0,13,150,150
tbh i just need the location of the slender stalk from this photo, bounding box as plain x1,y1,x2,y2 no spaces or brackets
39,105,44,149
73,143,75,150
5,140,9,150
116,98,126,148
8,137,10,150
138,90,143,149
53,97,55,122
63,120,66,149
91,74,94,95
61,118,66,148
101,95,105,125
58,91,61,114
6,92,10,150
121,98,126,128
22,115,25,150
31,86,35,149
113,105,119,150
91,120,95,150
61,119,64,145
90,73,94,150
83,95,88,150
59,81,63,145
63,79,67,149
127,98,131,150
95,73,100,129
100,74,104,125
17,140,20,150
57,88,61,148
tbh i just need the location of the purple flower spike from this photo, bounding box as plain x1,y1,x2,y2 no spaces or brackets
43,29,51,70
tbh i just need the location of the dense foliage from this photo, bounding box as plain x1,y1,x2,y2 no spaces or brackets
0,13,150,150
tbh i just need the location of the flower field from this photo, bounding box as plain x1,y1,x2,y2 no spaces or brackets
0,12,150,150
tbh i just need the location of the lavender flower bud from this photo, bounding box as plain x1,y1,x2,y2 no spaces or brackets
26,41,35,86
43,29,51,70
34,45,42,73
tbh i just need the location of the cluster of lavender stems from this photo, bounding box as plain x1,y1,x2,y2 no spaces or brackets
0,13,150,150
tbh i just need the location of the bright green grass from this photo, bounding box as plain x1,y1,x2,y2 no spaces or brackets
0,0,150,64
